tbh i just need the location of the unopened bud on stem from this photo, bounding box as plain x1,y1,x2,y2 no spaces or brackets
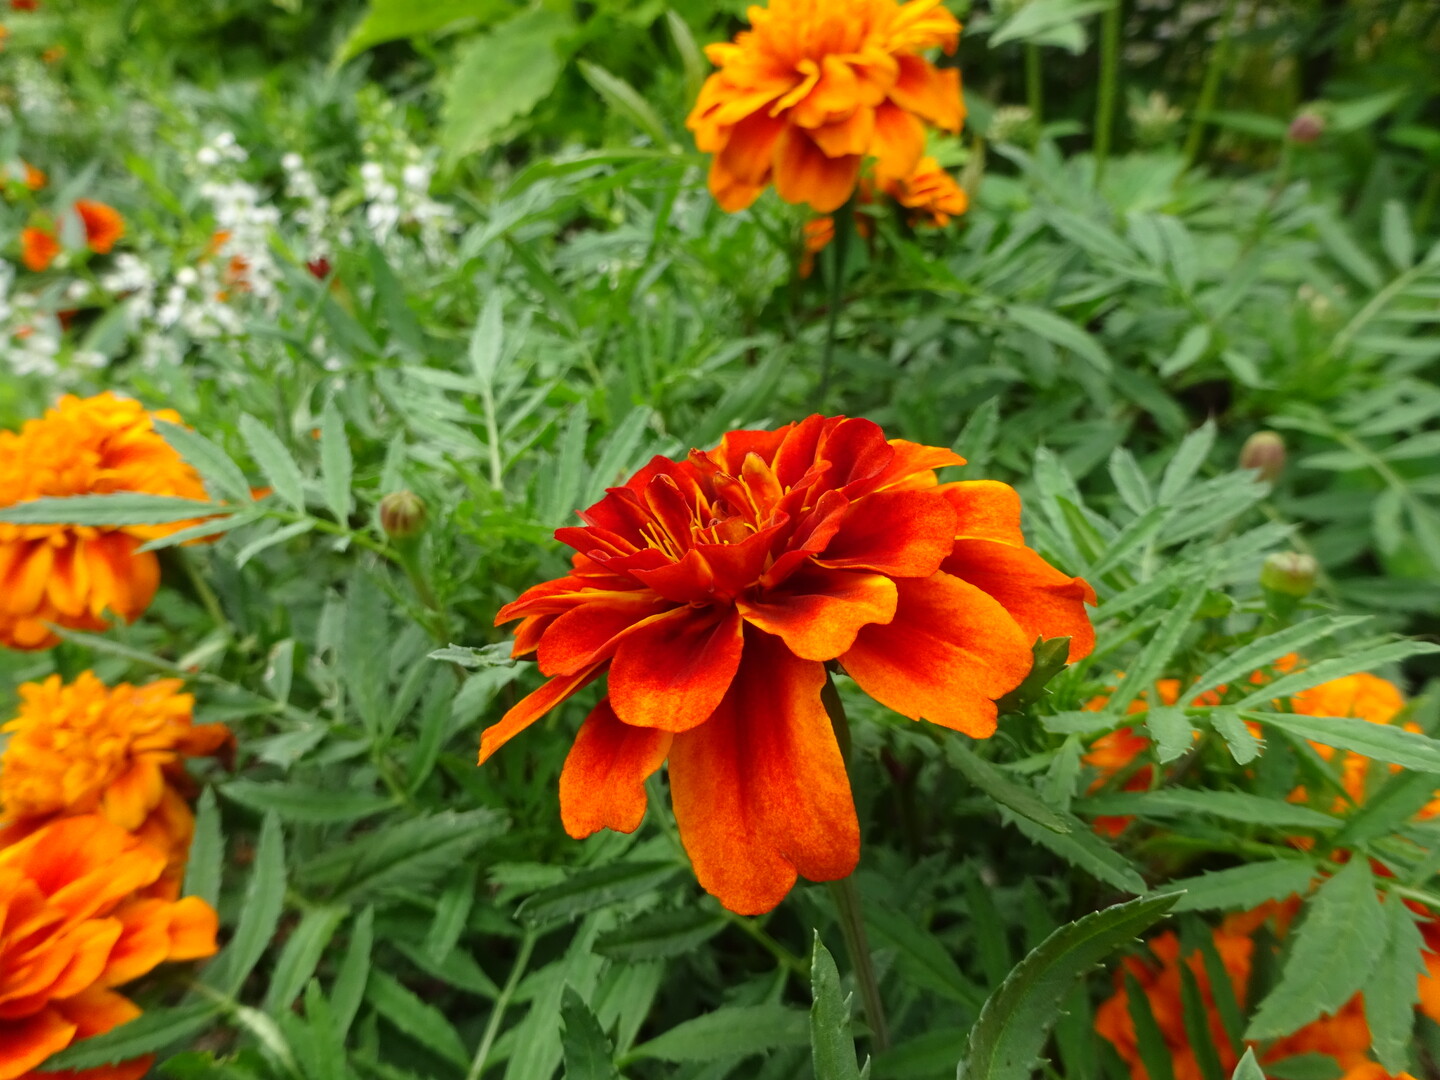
1288,111,1325,144
1240,431,1286,484
1261,551,1318,598
379,490,427,540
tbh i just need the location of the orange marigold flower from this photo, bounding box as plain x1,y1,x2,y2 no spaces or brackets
878,154,968,225
0,672,232,894
687,0,966,213
1097,919,1395,1080
19,227,58,272
0,815,217,1080
74,200,124,255
0,392,211,651
486,414,1095,913
10,0,39,11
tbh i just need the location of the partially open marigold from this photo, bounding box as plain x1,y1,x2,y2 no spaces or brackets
0,815,217,1080
0,392,210,650
687,0,965,213
74,200,124,255
0,672,231,895
486,414,1095,913
19,227,58,273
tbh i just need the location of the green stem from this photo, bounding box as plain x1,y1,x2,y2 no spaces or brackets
1180,0,1239,170
826,878,890,1052
721,910,810,978
815,197,856,411
1093,0,1123,184
467,930,537,1080
1025,43,1044,125
1415,168,1440,235
819,675,889,1052
176,549,230,636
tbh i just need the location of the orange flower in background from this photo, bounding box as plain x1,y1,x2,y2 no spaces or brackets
687,0,965,213
0,673,232,895
879,154,968,225
0,815,217,1080
10,0,40,11
19,227,57,272
486,414,1095,913
74,200,124,255
1097,916,1400,1080
0,392,211,651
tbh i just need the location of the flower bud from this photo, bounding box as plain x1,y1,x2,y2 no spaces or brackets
379,490,427,540
1288,111,1325,144
1240,431,1286,484
1260,551,1318,598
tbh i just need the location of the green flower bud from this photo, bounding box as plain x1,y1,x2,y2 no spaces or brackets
1240,431,1286,484
1260,551,1318,598
379,490,427,540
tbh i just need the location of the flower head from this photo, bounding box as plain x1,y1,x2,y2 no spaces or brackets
20,226,58,272
0,815,217,1080
487,414,1094,913
74,200,124,255
687,0,965,213
879,154,968,225
0,392,211,650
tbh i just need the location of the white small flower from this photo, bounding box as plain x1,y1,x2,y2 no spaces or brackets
402,163,430,192
197,146,222,167
282,152,304,172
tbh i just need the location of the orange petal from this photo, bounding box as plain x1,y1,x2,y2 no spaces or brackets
102,899,172,988
0,1007,77,1080
608,607,744,731
738,565,897,661
889,56,964,132
559,698,672,838
772,127,861,213
817,490,959,578
939,480,1025,544
477,664,603,765
535,593,672,677
942,539,1097,662
714,109,786,186
669,630,858,915
869,100,926,182
101,762,165,831
163,896,219,961
810,107,876,159
842,572,1033,738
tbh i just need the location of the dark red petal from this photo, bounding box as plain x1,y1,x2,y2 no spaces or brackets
608,606,744,731
536,593,673,676
738,565,897,661
630,549,716,604
477,665,603,764
817,490,959,577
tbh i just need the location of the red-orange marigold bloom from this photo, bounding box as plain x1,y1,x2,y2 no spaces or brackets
73,200,123,255
486,414,1095,913
0,815,217,1080
0,392,211,651
10,1,39,11
687,0,966,213
878,154,968,225
19,228,57,273
0,673,232,895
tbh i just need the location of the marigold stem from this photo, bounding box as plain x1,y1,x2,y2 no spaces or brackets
815,195,856,411
467,928,536,1080
1025,44,1043,125
1093,0,1123,184
1180,0,1239,170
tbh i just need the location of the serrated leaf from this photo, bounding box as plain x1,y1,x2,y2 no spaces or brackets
1145,706,1194,763
1230,640,1440,710
1188,617,1370,700
1008,304,1112,373
1002,810,1148,894
265,906,348,1016
1208,707,1263,765
42,1003,223,1069
1246,859,1387,1039
0,493,228,526
331,906,374,1037
1251,709,1440,773
468,292,504,389
947,741,1070,834
562,986,620,1080
1107,585,1209,714
1363,895,1425,1071
1333,768,1440,847
592,908,726,962
811,934,867,1080
994,637,1074,717
1156,860,1317,913
320,401,354,523
156,419,252,502
239,414,306,512
960,894,1179,1080
1157,421,1216,504
234,519,316,568
1381,200,1415,271
219,780,394,823
864,903,985,1007
1232,1047,1265,1080
367,970,469,1068
629,1005,810,1062
301,809,508,901
425,873,476,964
336,0,508,60
1080,790,1340,830
184,787,223,910
517,861,682,927
208,812,287,995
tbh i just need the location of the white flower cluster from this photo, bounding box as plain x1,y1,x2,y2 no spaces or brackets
281,152,343,252
358,157,454,247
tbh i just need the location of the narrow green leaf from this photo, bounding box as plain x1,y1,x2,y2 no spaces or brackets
1188,617,1370,700
1157,420,1216,504
1333,768,1440,847
320,400,354,523
592,908,726,962
234,518,316,568
184,787,223,910
1178,962,1225,1080
1145,706,1195,763
578,60,669,145
629,1006,810,1063
1208,707,1263,765
42,1003,223,1069
518,862,682,927
1251,710,1440,773
1231,640,1440,710
264,906,348,1016
156,419,252,502
209,812,287,995
1246,859,1388,1039
1003,810,1148,894
562,986,621,1080
331,906,374,1037
1155,860,1317,912
219,780,394,823
1107,584,1209,714
367,970,469,1068
1362,896,1425,1072
1380,200,1415,271
960,894,1180,1080
1080,789,1341,830
468,292,504,388
865,904,985,1007
0,493,228,526
425,873,476,964
947,741,1071,834
1008,304,1112,373
1125,969,1177,1080
811,934,866,1080
240,413,307,511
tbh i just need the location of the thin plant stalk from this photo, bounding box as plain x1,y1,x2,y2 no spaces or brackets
1093,0,1123,183
1025,43,1044,124
815,195,856,411
1180,0,1240,170
467,929,537,1080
